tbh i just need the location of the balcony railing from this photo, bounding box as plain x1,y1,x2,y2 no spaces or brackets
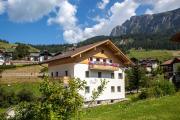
89,61,119,71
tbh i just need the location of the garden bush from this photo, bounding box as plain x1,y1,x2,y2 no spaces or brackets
138,79,175,99
17,89,35,102
0,87,18,108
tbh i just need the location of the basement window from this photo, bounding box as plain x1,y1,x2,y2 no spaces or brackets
97,101,101,104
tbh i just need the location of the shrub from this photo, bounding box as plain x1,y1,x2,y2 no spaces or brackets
17,89,35,102
0,87,18,108
138,79,176,99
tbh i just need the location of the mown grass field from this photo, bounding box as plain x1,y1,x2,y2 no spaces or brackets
82,92,180,120
128,49,180,61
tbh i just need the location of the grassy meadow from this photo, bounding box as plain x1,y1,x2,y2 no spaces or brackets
128,49,179,61
82,92,180,120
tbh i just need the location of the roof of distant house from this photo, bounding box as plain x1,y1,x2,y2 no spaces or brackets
161,57,180,65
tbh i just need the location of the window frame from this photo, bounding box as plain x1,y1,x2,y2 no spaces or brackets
117,86,121,92
55,72,58,77
85,86,90,94
65,70,68,76
118,73,123,79
85,71,89,78
111,72,114,79
98,72,102,78
111,86,115,93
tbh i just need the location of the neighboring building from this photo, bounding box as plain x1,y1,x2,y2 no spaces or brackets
39,50,52,62
28,52,40,61
161,58,180,88
45,40,133,105
139,59,159,72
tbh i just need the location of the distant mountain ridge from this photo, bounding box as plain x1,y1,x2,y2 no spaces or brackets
111,8,180,36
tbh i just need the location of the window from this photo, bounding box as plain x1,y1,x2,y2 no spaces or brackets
111,86,115,93
85,71,89,78
110,100,114,103
111,73,114,79
98,72,102,78
109,60,112,63
85,86,90,93
65,71,68,76
103,59,106,63
101,50,104,54
96,58,100,62
56,72,58,77
117,86,121,92
89,57,93,61
97,101,101,104
51,72,53,77
118,73,123,79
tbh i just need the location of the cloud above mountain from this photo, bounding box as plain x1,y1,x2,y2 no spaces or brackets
0,0,180,43
0,0,5,14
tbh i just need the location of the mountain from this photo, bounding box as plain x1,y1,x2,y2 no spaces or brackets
111,8,180,36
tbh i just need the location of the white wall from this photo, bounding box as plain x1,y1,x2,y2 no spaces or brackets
48,63,125,101
74,63,125,101
48,63,74,77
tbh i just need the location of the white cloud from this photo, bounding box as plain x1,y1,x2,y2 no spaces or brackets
0,0,5,15
97,0,110,9
135,0,180,14
7,0,59,22
48,0,139,43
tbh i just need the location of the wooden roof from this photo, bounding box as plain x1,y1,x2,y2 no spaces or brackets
171,32,180,42
44,40,134,65
161,57,180,66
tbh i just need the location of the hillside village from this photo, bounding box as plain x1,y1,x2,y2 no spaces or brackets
0,2,180,120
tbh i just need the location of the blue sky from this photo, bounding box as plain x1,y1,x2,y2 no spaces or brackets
0,0,179,44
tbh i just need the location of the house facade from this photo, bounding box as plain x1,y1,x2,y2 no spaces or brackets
161,58,180,88
45,40,133,105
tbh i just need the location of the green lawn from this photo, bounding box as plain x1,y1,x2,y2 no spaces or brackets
0,83,41,97
82,93,180,120
0,108,6,114
128,49,174,61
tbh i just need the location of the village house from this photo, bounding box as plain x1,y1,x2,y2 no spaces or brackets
161,57,180,88
139,59,159,72
44,40,133,105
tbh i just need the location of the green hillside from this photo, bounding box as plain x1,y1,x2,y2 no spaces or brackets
0,41,39,52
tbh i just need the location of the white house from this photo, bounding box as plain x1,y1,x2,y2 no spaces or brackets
45,40,133,105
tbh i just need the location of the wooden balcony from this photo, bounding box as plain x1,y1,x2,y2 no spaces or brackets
89,61,119,71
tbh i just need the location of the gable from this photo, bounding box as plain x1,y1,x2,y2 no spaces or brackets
80,45,124,65
47,40,133,67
